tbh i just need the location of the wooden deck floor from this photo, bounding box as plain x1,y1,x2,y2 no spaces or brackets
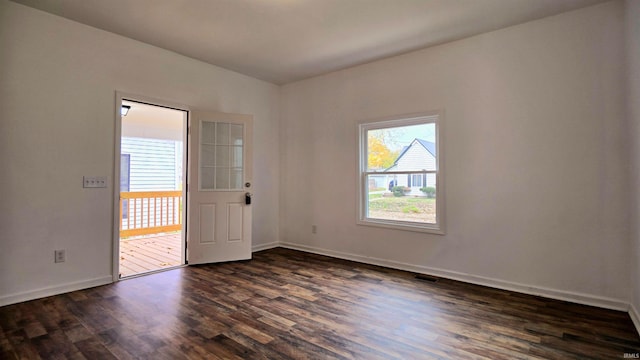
119,233,183,278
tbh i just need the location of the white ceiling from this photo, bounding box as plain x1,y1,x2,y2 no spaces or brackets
12,0,608,84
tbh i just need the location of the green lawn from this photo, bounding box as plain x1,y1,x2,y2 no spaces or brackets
368,196,434,210
368,195,436,222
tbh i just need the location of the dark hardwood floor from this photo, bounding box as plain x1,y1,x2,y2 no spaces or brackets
1,247,639,359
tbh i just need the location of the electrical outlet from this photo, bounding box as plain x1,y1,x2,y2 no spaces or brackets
54,249,66,263
311,225,317,234
83,176,107,188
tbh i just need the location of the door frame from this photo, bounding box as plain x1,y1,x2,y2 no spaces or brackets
112,92,190,282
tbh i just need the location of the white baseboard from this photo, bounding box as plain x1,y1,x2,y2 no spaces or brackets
252,241,280,252
630,303,640,336
279,242,629,312
0,276,113,307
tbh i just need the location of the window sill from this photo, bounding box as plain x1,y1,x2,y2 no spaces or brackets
357,218,445,235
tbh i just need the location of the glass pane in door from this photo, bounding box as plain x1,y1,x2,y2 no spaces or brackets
200,121,244,190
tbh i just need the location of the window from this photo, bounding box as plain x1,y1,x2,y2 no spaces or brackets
200,121,244,190
358,113,443,234
411,174,422,187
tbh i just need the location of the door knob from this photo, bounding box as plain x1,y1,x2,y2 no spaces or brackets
245,192,252,205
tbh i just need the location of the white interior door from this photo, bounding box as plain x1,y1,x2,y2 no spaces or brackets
187,111,253,264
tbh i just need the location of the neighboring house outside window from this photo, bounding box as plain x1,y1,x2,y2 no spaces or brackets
358,112,444,234
387,138,437,196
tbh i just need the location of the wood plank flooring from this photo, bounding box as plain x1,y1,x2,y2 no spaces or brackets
119,233,182,278
1,247,639,359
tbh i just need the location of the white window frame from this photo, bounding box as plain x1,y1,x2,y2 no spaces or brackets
357,112,445,234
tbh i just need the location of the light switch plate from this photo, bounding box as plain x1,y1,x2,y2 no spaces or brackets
83,176,107,188
54,249,66,263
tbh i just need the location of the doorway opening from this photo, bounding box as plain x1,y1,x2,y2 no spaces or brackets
118,99,188,278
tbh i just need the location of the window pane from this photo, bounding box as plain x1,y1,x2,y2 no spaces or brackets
202,121,216,144
230,168,243,189
201,167,215,190
367,123,436,172
201,144,215,167
216,145,230,167
216,122,229,145
215,167,230,189
230,124,243,145
230,145,243,167
367,173,436,224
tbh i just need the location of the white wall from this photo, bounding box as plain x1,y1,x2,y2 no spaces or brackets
280,1,628,307
0,0,280,304
626,0,640,325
